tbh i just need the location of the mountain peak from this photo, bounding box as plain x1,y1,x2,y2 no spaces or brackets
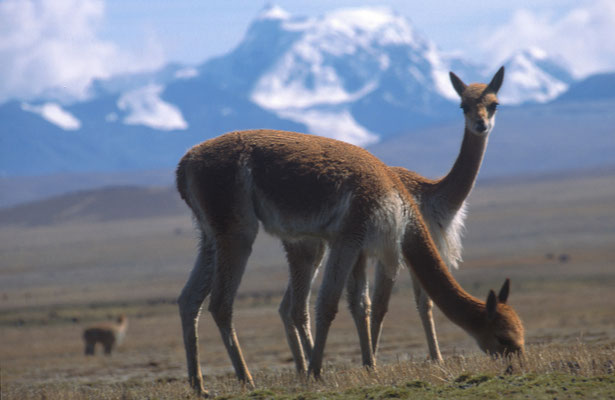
324,7,398,30
516,46,548,61
257,4,290,21
498,47,573,104
317,7,417,47
507,47,573,81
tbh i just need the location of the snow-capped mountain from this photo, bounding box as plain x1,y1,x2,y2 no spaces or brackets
2,4,610,180
249,6,457,144
497,48,575,104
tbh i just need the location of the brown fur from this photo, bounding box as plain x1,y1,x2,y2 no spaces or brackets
176,97,524,395
83,315,128,356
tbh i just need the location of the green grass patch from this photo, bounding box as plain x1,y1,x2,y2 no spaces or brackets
229,374,614,400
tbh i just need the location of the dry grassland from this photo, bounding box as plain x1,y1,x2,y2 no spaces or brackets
1,171,614,399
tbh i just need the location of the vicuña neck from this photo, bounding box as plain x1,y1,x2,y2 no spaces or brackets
403,224,485,332
435,128,487,210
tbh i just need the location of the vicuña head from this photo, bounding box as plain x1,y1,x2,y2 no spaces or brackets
450,66,504,137
475,278,525,355
402,218,525,360
117,314,128,325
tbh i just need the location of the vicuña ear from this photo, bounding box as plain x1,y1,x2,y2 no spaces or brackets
450,71,467,97
486,290,498,320
487,66,505,94
498,278,510,304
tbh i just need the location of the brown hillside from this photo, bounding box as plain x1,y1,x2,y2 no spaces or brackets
0,186,189,227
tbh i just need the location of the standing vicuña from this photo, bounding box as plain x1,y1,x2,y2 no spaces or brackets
279,67,507,371
83,314,128,355
176,127,524,395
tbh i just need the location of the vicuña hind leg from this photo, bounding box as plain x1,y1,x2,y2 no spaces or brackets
178,236,216,395
309,238,364,378
208,225,258,386
346,252,374,368
370,263,395,356
279,239,325,373
103,340,115,355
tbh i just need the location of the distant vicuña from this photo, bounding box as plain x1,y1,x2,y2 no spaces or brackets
83,314,128,356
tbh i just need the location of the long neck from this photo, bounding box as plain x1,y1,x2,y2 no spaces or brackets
118,317,128,331
434,128,487,210
403,220,485,333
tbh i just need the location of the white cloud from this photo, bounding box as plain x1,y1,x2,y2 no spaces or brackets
0,0,164,103
21,102,81,130
117,84,188,131
480,0,615,77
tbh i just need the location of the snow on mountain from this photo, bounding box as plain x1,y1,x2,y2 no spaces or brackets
2,4,605,179
257,4,291,20
20,102,81,130
277,107,379,145
250,6,456,144
499,48,573,104
117,84,188,131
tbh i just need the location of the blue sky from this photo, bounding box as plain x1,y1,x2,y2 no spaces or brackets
1,0,614,103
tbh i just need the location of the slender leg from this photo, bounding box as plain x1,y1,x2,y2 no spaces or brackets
279,239,325,373
103,341,114,355
178,236,216,396
410,269,443,361
370,261,396,357
278,286,306,371
84,341,95,355
308,239,363,378
208,226,258,386
346,252,374,368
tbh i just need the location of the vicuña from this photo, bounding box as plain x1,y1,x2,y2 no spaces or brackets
279,67,509,371
176,68,524,396
83,314,128,356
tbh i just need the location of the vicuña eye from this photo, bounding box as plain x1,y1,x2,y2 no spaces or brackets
460,104,469,113
488,102,499,113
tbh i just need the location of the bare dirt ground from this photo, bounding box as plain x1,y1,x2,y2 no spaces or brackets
1,170,614,396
